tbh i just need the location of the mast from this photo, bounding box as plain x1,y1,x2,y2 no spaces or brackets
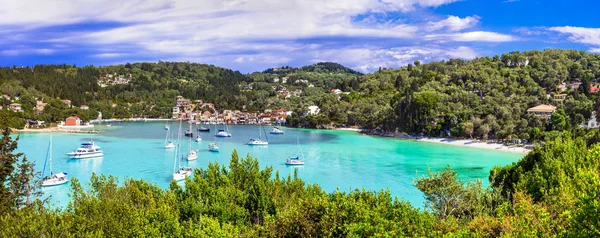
49,135,53,175
297,136,304,160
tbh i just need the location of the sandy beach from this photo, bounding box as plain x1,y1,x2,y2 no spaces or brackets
415,137,531,154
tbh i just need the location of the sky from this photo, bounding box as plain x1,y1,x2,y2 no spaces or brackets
1,0,600,73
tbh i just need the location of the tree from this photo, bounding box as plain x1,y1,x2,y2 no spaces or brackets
463,122,474,139
0,123,41,213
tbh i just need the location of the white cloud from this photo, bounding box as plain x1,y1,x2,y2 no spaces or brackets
0,48,54,56
426,31,516,42
590,48,600,53
309,45,478,72
426,15,479,32
549,26,600,46
234,54,292,64
91,53,127,58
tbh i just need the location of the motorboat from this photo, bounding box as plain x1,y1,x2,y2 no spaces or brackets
173,166,193,181
66,141,103,159
197,127,210,132
164,124,169,130
215,129,231,137
285,156,305,165
41,136,69,187
270,127,284,135
184,130,193,137
195,135,202,142
208,143,219,152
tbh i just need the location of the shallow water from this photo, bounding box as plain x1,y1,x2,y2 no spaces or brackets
15,122,523,208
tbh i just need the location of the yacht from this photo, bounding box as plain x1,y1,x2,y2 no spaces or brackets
186,126,199,161
172,120,192,180
285,137,305,165
197,126,210,132
165,127,176,149
184,130,193,137
247,125,269,145
285,156,305,165
67,141,103,159
215,129,232,137
270,127,284,135
173,166,193,181
208,143,219,152
42,136,69,187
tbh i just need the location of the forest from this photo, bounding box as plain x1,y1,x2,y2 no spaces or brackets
3,50,600,143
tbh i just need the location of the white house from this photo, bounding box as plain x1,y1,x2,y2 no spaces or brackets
80,105,89,110
583,114,599,129
307,106,320,116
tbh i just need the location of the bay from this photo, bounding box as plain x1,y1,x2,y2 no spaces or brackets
14,122,523,208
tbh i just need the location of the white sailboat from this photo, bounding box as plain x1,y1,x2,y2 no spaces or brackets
173,119,192,181
215,123,232,137
42,136,69,187
165,126,175,149
208,123,220,152
186,123,199,161
247,125,268,145
285,137,305,165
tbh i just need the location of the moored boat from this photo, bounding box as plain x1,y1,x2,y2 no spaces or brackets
42,136,69,187
270,127,284,134
66,141,103,159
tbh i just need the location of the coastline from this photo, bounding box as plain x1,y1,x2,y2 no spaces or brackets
346,129,531,154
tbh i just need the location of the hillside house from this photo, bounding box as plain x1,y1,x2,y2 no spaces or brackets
527,104,556,118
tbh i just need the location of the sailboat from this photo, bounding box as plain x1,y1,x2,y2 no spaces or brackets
165,126,175,149
42,136,69,187
247,125,268,145
215,123,232,137
173,119,192,181
186,123,199,161
285,137,305,165
208,123,220,152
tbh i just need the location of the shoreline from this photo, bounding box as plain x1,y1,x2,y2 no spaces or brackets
350,129,531,154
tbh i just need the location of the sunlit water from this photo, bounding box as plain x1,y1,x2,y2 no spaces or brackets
14,122,523,209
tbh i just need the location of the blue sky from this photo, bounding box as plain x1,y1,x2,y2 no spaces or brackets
1,0,599,73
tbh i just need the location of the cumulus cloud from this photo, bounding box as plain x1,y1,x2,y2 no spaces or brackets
309,46,478,72
0,0,519,72
549,26,600,46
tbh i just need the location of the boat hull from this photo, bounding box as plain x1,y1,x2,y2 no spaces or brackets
68,152,104,159
42,178,69,187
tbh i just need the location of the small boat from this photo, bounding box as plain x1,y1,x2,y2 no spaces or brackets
184,130,193,137
106,124,112,127
270,127,284,135
197,127,210,132
285,137,305,165
285,156,305,165
172,119,193,180
247,138,268,145
186,150,198,161
195,135,202,142
164,124,169,130
66,141,103,159
247,125,269,145
165,127,176,149
215,129,231,137
186,127,199,161
42,136,69,187
173,166,193,181
208,143,219,152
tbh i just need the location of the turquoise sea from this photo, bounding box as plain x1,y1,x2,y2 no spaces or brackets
15,122,523,208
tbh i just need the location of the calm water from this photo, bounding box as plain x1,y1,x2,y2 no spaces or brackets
15,122,523,208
